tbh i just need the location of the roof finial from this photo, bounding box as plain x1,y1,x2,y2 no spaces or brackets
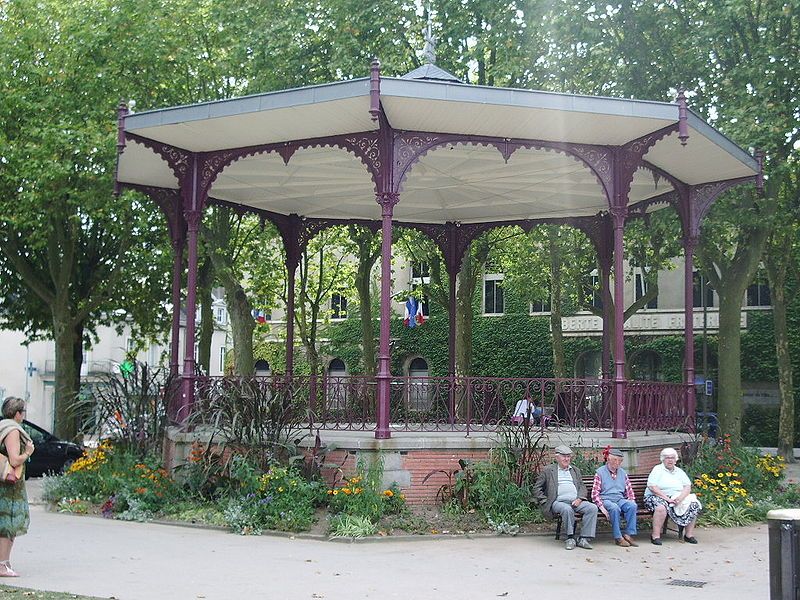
676,87,689,146
423,7,436,65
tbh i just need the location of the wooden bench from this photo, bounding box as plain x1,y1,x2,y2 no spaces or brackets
554,473,652,540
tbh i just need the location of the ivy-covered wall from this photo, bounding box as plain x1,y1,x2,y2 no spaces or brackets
260,269,800,445
317,283,797,387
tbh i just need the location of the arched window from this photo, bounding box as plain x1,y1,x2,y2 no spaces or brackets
407,357,432,411
326,358,348,410
409,357,428,375
575,351,602,379
254,359,271,377
629,350,663,381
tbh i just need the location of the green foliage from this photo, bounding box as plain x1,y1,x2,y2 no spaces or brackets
433,419,550,526
328,514,377,538
741,311,780,382
174,442,235,500
388,316,451,377
494,422,547,488
700,503,760,527
686,436,795,525
569,448,603,476
43,441,180,518
320,318,371,375
72,362,172,456
626,337,685,383
471,316,553,378
56,497,91,515
466,459,538,525
224,465,325,534
742,404,800,447
252,339,311,376
687,436,785,498
190,376,307,470
161,501,228,527
326,458,405,524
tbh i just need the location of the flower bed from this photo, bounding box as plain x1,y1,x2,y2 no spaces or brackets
687,435,798,526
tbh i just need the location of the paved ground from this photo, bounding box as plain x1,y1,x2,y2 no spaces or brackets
11,450,797,600
2,506,771,600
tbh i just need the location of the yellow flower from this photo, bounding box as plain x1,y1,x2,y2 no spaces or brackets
383,490,394,497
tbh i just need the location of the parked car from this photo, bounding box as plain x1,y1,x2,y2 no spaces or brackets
21,420,84,478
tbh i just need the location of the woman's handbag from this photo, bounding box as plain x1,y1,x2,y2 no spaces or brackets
0,454,22,484
0,423,29,484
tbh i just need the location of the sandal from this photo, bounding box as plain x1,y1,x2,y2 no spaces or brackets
0,561,18,577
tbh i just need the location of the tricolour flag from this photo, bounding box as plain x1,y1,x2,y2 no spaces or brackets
414,298,425,325
403,297,425,328
403,297,417,328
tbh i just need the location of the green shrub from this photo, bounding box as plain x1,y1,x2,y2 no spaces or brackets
42,440,180,518
687,435,792,525
464,458,538,525
328,514,377,538
742,404,800,447
688,435,784,497
162,501,228,527
569,448,603,476
224,465,325,534
326,458,405,523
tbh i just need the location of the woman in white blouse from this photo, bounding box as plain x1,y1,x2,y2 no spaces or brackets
644,447,701,545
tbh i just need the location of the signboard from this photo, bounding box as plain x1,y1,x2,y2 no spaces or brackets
704,380,713,396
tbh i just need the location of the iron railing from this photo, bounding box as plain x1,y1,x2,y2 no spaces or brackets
184,374,691,434
625,380,691,431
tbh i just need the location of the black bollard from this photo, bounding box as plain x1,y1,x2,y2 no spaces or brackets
768,509,800,600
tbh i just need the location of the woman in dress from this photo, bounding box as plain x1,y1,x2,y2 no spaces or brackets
645,447,701,545
0,396,35,577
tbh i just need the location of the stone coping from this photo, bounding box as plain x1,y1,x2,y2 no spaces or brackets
167,426,693,452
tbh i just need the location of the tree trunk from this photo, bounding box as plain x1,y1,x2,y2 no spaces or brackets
357,277,376,376
697,187,774,444
52,310,83,440
351,226,379,376
225,284,255,376
197,258,214,374
716,288,745,441
455,253,476,377
548,228,566,378
765,235,795,462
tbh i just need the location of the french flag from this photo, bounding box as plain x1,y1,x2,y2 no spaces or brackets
403,297,425,328
252,309,267,324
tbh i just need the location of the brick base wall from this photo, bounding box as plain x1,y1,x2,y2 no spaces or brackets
165,428,690,506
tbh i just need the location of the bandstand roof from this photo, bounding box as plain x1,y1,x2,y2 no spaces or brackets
117,73,759,225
